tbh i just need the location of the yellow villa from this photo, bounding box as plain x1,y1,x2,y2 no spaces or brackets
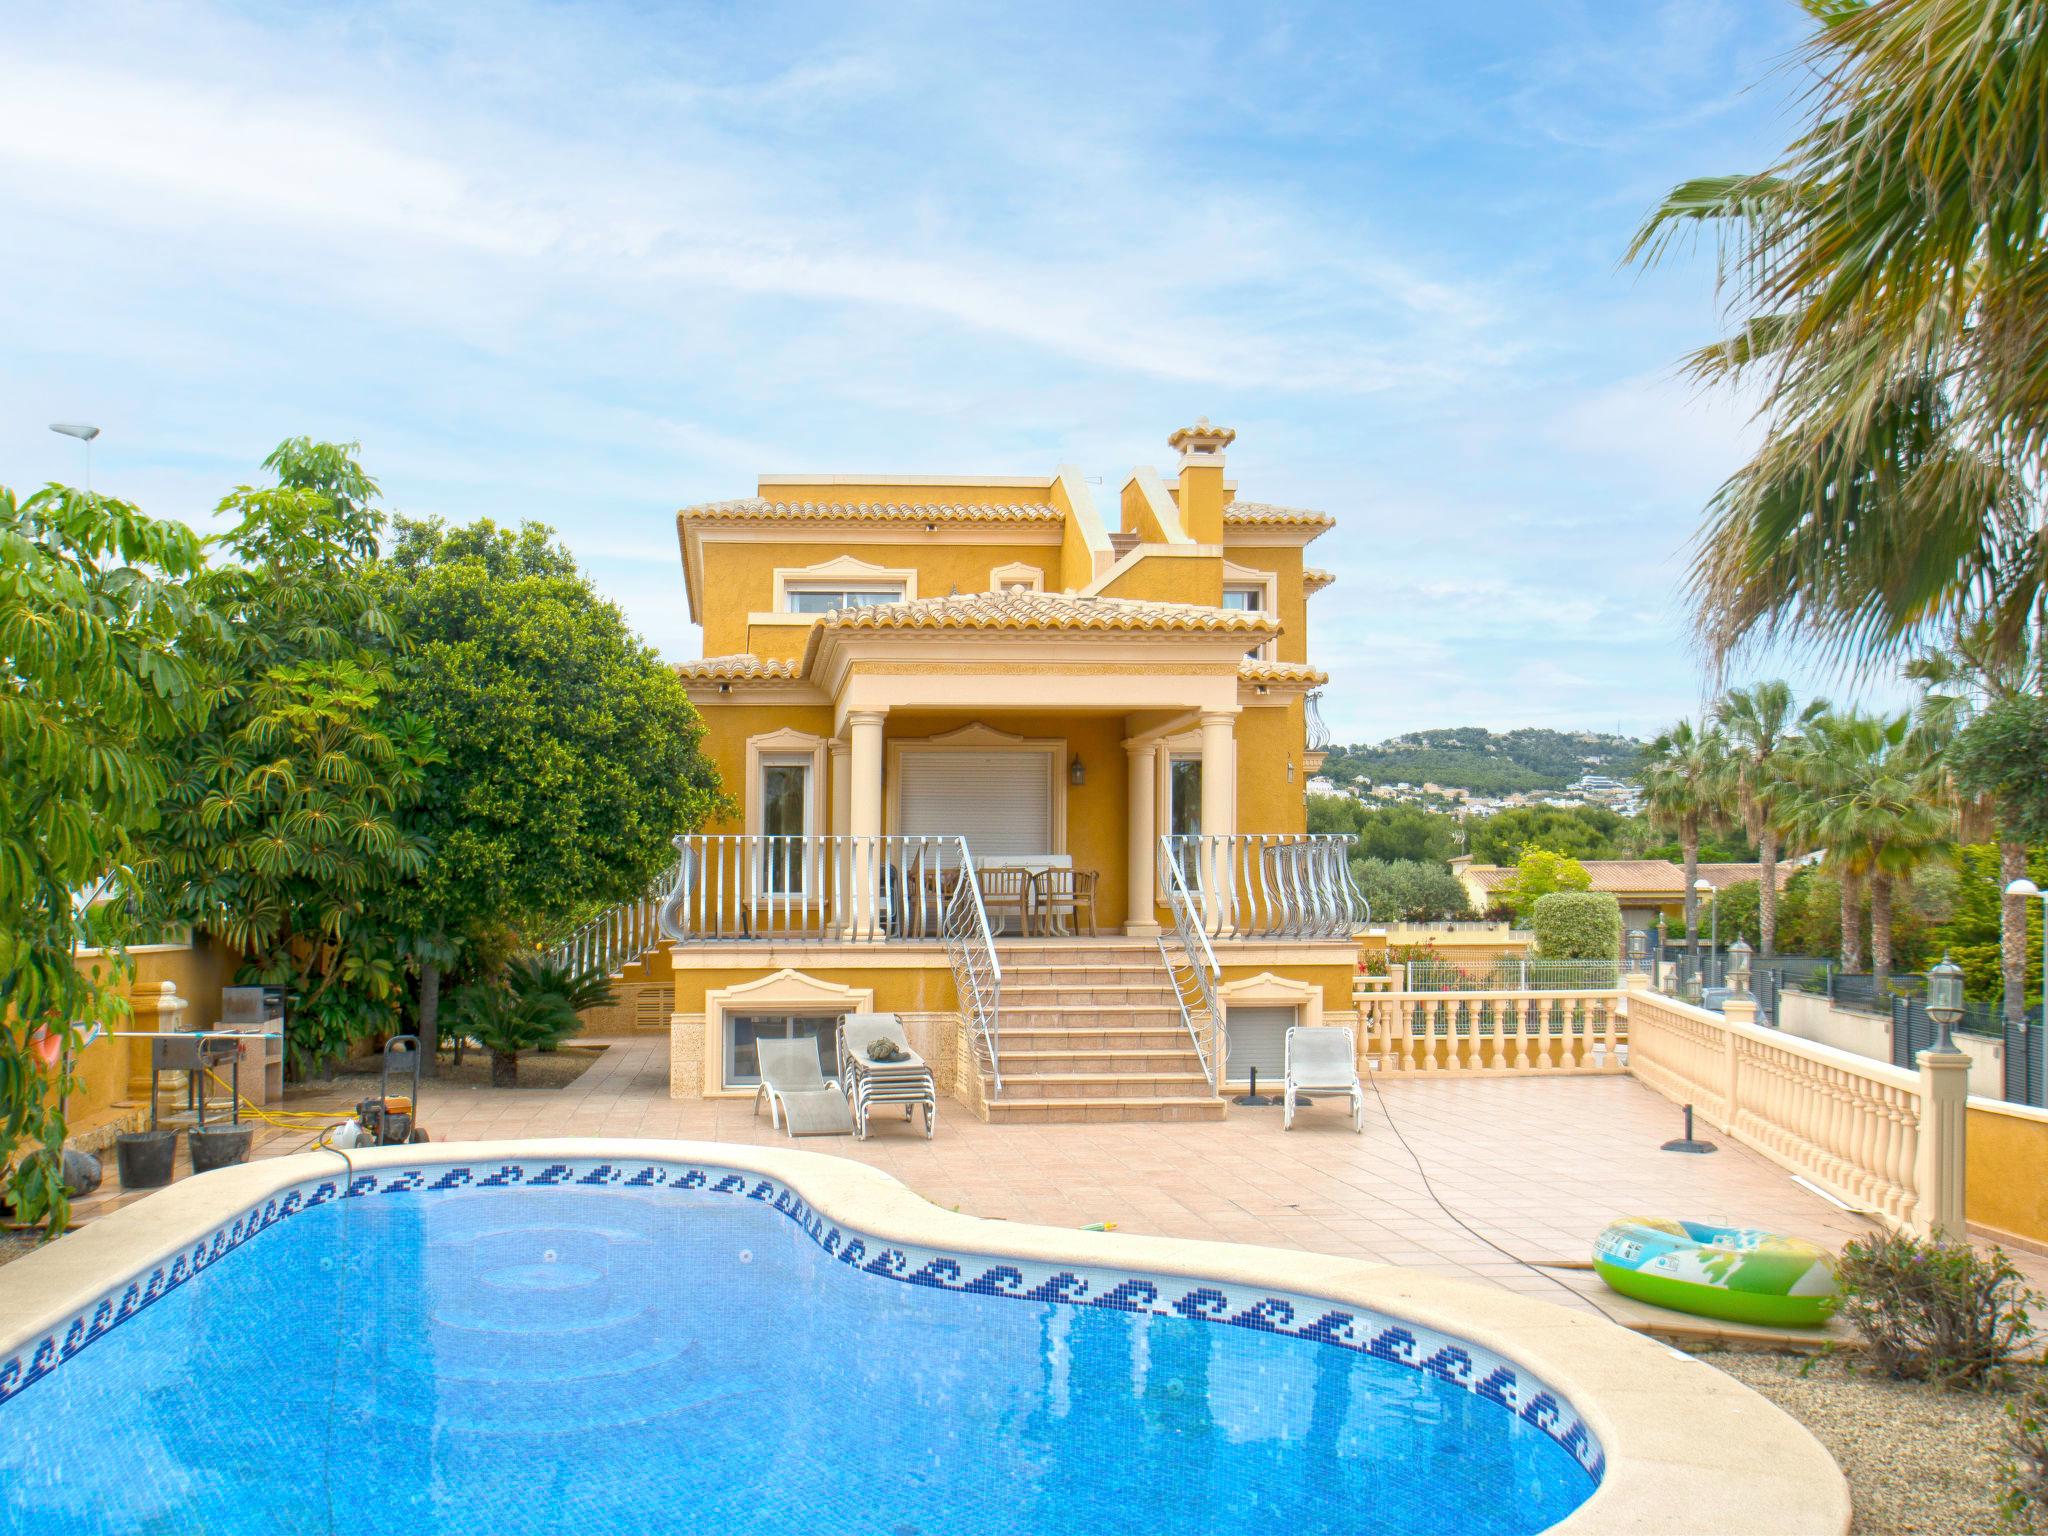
569,421,1363,1122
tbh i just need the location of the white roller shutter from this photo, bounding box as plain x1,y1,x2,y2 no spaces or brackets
1225,1005,1299,1086
897,751,1053,856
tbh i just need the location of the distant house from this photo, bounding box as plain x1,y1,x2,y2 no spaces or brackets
1450,857,1793,937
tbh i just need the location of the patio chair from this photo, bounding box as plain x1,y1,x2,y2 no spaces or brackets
975,866,1036,937
1030,867,1100,938
839,1013,936,1139
1282,1025,1365,1133
752,1038,853,1138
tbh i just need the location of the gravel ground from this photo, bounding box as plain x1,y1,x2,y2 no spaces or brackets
1702,1350,2034,1535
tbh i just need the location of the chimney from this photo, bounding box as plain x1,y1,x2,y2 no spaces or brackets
1168,417,1234,544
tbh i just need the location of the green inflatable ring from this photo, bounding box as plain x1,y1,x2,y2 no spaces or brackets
1593,1217,1839,1328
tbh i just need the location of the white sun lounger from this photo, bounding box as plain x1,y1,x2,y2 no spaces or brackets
753,1038,853,1138
839,1013,936,1140
1283,1025,1365,1133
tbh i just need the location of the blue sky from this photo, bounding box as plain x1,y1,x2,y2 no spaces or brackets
3,0,1890,742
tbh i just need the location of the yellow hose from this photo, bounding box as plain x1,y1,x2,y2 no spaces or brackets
197,1067,360,1134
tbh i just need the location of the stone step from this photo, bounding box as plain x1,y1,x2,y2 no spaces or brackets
1001,967,1174,989
1002,1006,1184,1029
997,945,1162,967
984,1096,1228,1124
997,1028,1195,1052
1000,1071,1213,1101
997,1050,1201,1074
1001,982,1181,1005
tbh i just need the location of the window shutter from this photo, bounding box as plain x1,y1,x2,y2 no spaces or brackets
897,751,1053,856
1225,1005,1299,1084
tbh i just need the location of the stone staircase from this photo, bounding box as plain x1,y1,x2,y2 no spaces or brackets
983,939,1225,1123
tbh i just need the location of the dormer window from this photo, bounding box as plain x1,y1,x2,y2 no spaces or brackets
783,584,904,615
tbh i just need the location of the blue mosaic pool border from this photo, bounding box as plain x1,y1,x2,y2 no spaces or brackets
0,1157,1604,1481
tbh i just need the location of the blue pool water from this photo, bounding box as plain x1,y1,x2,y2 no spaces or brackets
0,1168,1597,1535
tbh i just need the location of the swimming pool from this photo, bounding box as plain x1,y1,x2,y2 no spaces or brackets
0,1142,1851,1536
0,1146,1859,1536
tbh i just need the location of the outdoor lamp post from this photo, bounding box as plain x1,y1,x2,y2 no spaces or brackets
1926,954,1966,1055
1727,937,1752,1001
2005,878,2046,1037
1694,877,1716,986
1627,927,1648,976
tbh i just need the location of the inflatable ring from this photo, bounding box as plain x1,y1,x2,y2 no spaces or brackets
1593,1218,1838,1328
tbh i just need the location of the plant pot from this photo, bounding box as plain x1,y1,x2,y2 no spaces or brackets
187,1124,255,1174
115,1130,179,1191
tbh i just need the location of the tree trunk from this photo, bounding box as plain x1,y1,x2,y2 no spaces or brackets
417,961,441,1080
1681,827,1701,943
1870,871,1893,990
490,1049,518,1088
2003,839,2028,1027
1839,870,1865,973
1759,826,1779,958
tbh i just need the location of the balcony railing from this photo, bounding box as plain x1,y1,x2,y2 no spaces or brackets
1158,833,1365,940
1305,690,1332,753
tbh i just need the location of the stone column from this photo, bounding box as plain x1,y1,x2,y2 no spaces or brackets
847,710,886,938
1198,712,1236,931
1912,1049,1971,1239
1125,742,1159,937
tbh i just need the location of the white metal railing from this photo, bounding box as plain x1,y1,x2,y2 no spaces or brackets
657,834,1006,1095
1156,840,1222,1088
550,859,679,977
1158,833,1365,939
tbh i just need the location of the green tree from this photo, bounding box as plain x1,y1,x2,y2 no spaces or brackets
1,484,208,1232
447,956,611,1087
1493,849,1591,924
1629,0,2048,674
1935,845,2047,1005
1637,719,1729,954
1350,858,1473,922
1713,682,1825,956
138,442,435,1076
373,517,724,1068
1465,804,1633,864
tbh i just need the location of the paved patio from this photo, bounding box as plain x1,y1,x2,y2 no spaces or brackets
61,1037,2044,1331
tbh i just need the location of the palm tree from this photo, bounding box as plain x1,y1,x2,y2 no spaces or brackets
1786,712,1953,988
1638,719,1730,963
1628,0,2048,674
1713,682,1826,957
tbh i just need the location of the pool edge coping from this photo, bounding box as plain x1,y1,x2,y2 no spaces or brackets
0,1138,1852,1536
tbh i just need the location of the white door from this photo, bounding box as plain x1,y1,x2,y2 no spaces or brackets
897,750,1053,856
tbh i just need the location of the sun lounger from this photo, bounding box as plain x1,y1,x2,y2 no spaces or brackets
839,1013,936,1139
1283,1025,1365,1133
753,1038,852,1137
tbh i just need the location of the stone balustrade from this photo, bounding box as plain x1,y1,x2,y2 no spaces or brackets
1356,984,1627,1075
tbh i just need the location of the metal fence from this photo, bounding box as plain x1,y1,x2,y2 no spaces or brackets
1890,994,2047,1108
1404,958,1621,993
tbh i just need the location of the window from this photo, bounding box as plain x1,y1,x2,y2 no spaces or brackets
759,755,812,894
1223,583,1267,661
1169,757,1202,837
784,586,903,614
1225,1005,1300,1086
727,1013,843,1087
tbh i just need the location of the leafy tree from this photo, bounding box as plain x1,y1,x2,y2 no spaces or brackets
1493,849,1591,924
1349,858,1472,922
1935,844,2047,1005
1630,0,2048,673
373,517,724,1067
138,442,436,1076
1531,891,1622,961
1465,805,1634,865
1308,797,1461,863
1700,880,1764,949
1713,682,1826,955
448,956,609,1087
1637,719,1729,950
1,484,208,1232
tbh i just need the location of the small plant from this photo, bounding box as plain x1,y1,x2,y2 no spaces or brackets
1835,1229,2038,1389
448,957,612,1087
2003,1381,2048,1531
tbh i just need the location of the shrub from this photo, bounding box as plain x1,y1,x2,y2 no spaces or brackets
1531,891,1623,961
448,957,610,1087
2003,1381,2048,1530
1494,848,1590,923
1836,1230,2038,1389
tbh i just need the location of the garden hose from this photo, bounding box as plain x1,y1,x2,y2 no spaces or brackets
196,1067,359,1135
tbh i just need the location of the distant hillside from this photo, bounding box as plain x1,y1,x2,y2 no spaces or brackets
1319,727,1644,796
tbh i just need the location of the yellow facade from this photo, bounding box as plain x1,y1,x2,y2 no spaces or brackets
1965,1101,2048,1249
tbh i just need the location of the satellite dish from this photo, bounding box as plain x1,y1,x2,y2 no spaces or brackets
49,422,100,441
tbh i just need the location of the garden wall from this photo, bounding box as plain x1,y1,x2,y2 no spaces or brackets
1966,1097,2048,1252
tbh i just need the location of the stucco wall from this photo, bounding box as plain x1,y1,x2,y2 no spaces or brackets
1968,1098,2048,1250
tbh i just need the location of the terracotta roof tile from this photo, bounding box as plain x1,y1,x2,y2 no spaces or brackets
1224,501,1336,529
1303,567,1336,595
676,654,801,681
1458,859,1790,895
820,588,1277,635
1238,659,1328,685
